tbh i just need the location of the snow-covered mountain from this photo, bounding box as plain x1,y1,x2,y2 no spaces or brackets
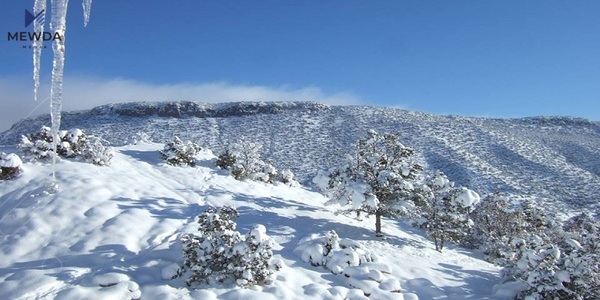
2,101,599,215
1,101,599,299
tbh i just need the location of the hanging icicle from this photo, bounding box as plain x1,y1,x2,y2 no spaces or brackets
34,0,93,187
32,0,47,102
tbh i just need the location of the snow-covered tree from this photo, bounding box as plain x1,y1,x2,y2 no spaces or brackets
215,149,236,170
276,168,298,187
0,152,23,180
219,139,296,185
19,126,113,165
18,126,54,159
507,237,565,300
230,137,265,180
159,136,202,166
315,130,422,236
180,206,277,287
466,193,527,263
499,210,600,300
414,172,480,251
557,212,600,299
229,224,277,286
126,131,151,145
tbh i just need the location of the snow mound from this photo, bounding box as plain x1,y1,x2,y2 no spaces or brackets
0,153,23,168
92,272,131,287
453,187,480,207
295,231,377,274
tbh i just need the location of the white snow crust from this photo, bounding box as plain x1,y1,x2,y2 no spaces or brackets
0,143,511,299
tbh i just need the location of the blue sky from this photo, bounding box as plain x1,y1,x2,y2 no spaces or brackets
1,1,599,130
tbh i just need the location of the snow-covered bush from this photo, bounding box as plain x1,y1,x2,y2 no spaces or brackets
314,130,423,236
557,212,600,300
19,126,54,159
160,136,202,166
505,237,564,300
180,206,278,287
413,172,480,252
276,168,299,187
231,141,281,183
229,137,266,180
499,210,600,300
126,131,151,145
215,149,236,170
80,135,114,166
466,193,527,264
0,152,23,180
217,140,297,186
19,126,113,165
295,230,377,274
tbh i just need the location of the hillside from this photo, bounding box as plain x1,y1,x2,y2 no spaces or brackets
2,101,599,215
0,142,509,299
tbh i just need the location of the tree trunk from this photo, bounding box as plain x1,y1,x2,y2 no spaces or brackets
375,209,382,236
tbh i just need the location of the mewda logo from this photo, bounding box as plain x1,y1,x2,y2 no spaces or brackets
25,9,45,27
7,8,63,44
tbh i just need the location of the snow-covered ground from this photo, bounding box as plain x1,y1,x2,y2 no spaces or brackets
0,142,511,299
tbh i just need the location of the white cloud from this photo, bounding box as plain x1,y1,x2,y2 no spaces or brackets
0,76,361,132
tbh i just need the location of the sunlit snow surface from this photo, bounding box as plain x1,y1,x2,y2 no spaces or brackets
0,143,513,299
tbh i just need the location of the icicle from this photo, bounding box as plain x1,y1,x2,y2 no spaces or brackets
35,0,92,184
32,0,46,102
82,0,92,27
49,0,69,180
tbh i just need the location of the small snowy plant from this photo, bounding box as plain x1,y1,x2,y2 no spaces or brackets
19,126,54,159
159,136,202,166
315,130,423,236
215,149,236,170
276,168,299,186
126,131,151,145
218,140,296,185
19,126,113,165
295,230,377,274
0,152,23,180
229,137,266,180
180,206,278,287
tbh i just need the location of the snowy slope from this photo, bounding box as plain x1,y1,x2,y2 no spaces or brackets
0,142,509,300
2,101,599,216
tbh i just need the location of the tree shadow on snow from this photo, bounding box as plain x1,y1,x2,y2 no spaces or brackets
113,196,204,220
120,149,163,165
404,262,501,300
0,241,181,288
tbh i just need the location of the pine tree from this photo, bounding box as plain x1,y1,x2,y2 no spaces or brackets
215,149,236,170
317,130,422,236
181,206,277,287
159,136,201,166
